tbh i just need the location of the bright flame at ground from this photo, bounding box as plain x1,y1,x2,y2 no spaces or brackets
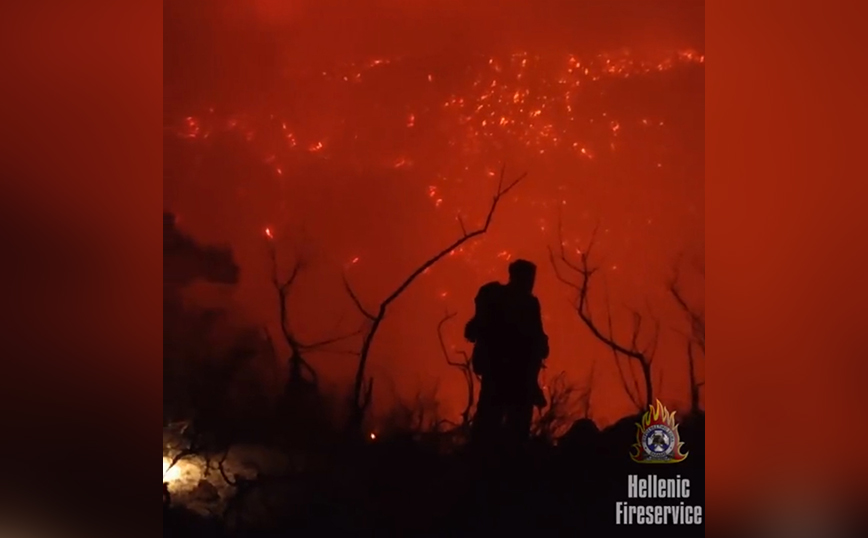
163,457,181,482
162,455,204,491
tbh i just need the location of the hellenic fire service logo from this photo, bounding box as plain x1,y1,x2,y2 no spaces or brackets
630,400,688,463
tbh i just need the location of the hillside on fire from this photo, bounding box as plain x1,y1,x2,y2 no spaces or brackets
163,1,704,535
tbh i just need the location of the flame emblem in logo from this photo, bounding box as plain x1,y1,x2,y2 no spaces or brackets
630,399,688,463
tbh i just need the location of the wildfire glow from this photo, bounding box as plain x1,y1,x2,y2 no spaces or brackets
167,46,703,280
169,49,703,185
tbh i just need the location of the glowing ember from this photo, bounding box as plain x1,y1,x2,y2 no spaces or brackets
166,48,703,279
168,50,704,219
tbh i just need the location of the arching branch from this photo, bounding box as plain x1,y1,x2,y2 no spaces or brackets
344,166,527,430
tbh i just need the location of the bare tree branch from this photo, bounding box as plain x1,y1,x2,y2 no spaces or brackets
686,340,703,412
606,301,643,410
670,262,705,413
343,166,527,430
669,270,705,354
163,431,203,479
343,274,377,321
436,311,477,429
265,235,362,388
549,212,655,410
645,317,662,362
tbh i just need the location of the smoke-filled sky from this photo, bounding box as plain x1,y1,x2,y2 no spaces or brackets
163,0,704,426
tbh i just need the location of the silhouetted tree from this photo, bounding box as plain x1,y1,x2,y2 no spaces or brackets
264,232,359,393
550,221,660,411
669,260,705,413
343,166,527,433
436,311,478,431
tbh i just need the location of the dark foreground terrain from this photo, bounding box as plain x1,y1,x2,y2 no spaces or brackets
163,412,705,537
